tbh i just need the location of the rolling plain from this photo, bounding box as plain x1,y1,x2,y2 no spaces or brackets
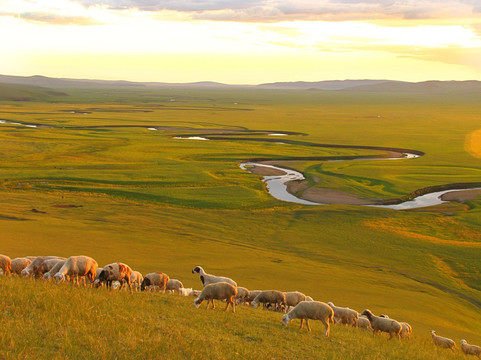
1,80,481,359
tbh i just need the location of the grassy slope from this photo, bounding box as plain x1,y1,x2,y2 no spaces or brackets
0,277,471,360
0,87,481,358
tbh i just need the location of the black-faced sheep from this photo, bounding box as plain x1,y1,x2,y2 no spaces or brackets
328,302,359,326
10,257,32,276
166,279,184,294
0,254,12,275
282,301,334,337
98,263,133,293
191,266,237,287
461,339,481,357
54,256,98,286
361,309,402,340
141,272,169,292
193,282,237,313
252,290,287,313
431,331,456,351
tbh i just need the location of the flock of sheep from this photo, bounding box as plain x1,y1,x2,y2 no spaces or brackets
1,253,480,357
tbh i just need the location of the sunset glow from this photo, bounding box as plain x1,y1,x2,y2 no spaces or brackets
1,0,481,83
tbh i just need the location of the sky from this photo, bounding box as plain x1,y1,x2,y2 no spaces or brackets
1,0,481,84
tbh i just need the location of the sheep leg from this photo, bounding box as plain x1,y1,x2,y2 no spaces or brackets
126,277,133,294
321,319,330,337
299,319,304,330
306,319,311,332
211,299,215,309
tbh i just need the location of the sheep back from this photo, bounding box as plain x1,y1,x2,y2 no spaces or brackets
11,257,31,275
141,272,169,291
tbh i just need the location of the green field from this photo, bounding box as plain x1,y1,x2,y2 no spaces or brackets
1,85,481,359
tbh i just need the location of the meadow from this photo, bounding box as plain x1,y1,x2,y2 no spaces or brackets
1,84,481,359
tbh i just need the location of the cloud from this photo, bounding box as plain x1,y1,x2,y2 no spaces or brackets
17,11,102,25
70,0,481,21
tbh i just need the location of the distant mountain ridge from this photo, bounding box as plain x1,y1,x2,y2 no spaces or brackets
0,74,480,93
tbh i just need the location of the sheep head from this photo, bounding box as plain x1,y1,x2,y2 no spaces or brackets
192,266,202,274
193,298,202,308
281,314,291,326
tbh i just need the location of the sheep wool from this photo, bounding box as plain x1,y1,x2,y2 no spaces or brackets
361,309,402,340
193,282,238,313
282,301,334,337
431,331,456,351
328,302,359,326
461,339,481,357
98,262,133,293
54,255,98,286
252,290,287,313
141,272,169,292
191,266,237,287
10,257,31,275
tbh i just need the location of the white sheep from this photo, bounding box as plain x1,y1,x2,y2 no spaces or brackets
400,322,412,339
252,290,287,313
22,256,63,277
98,263,133,293
54,255,98,286
141,272,169,292
461,339,481,357
354,315,372,330
282,301,334,337
305,296,314,302
361,309,402,339
33,258,65,278
166,279,184,294
131,271,144,292
284,291,306,312
43,260,67,281
235,287,250,305
191,266,237,287
328,302,359,326
193,282,238,312
431,331,456,351
246,290,262,306
10,257,32,275
0,254,12,276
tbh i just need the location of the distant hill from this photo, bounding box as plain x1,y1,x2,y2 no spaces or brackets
343,80,481,93
257,80,392,90
0,83,68,101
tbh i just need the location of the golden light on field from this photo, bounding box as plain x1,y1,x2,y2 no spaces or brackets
465,129,481,158
0,0,480,83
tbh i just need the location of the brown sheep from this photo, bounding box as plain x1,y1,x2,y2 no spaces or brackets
252,290,287,313
361,309,402,340
141,272,169,292
461,339,481,357
54,256,98,286
98,263,133,293
0,255,13,275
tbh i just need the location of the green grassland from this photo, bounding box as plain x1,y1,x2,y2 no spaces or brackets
1,85,481,359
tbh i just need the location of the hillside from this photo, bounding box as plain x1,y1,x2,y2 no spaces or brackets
0,83,68,101
0,276,473,360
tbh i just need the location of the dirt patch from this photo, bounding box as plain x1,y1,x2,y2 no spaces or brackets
441,189,481,202
300,187,375,205
51,204,83,208
31,208,46,214
245,165,287,176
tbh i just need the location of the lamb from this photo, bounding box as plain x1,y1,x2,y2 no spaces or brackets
141,272,169,292
166,279,184,294
282,301,334,337
98,263,133,293
461,339,481,357
284,291,307,312
252,290,287,313
54,256,98,286
235,287,250,305
43,260,67,281
10,257,32,275
354,315,372,330
328,302,359,326
191,266,237,287
0,254,12,275
361,309,402,339
193,282,237,313
400,322,412,339
131,271,144,292
431,331,456,351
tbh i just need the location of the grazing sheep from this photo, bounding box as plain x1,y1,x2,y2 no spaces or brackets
92,267,104,287
193,282,237,313
431,331,456,351
284,291,307,312
361,309,402,340
400,322,412,339
235,287,250,305
0,254,12,276
252,290,287,313
355,315,373,330
98,263,133,293
141,272,169,292
10,257,32,275
43,260,67,281
305,296,314,302
22,256,64,277
461,339,481,357
328,302,359,326
282,301,334,337
54,256,98,286
166,279,184,294
191,266,237,287
131,271,144,292
246,290,262,306
33,258,64,278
